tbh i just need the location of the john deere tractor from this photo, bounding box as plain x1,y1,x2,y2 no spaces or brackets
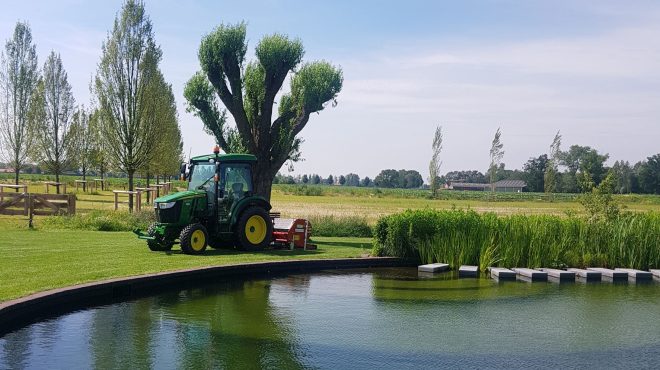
134,148,273,254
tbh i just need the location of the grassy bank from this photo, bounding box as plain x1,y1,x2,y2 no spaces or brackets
0,226,371,302
374,209,660,270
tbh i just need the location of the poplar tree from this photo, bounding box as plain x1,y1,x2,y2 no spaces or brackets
30,52,76,188
94,0,164,209
488,127,504,191
429,125,443,197
0,22,39,185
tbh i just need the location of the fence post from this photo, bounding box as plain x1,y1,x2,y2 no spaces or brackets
68,194,76,215
28,194,34,229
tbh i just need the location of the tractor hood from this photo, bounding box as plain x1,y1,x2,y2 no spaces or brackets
154,190,206,203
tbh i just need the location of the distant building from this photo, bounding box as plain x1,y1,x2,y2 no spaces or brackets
446,180,526,192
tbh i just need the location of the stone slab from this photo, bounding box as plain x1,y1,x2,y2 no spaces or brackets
458,265,479,277
567,268,602,282
651,269,660,278
615,268,653,281
587,268,628,281
512,268,548,282
488,267,516,280
538,268,575,282
418,263,449,273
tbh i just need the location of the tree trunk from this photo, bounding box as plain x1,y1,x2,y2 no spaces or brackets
56,173,60,194
14,168,19,186
128,170,134,212
146,172,150,188
253,160,274,202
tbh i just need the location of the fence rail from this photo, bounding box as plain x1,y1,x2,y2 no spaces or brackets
0,192,75,219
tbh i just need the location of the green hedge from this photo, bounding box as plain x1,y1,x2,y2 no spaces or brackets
373,209,660,270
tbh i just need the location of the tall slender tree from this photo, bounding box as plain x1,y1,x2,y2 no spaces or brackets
30,52,76,189
70,106,94,184
0,22,39,185
94,0,164,209
184,23,343,201
429,125,443,196
544,130,561,194
488,127,504,191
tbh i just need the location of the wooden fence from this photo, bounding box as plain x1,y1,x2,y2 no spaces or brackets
0,192,76,218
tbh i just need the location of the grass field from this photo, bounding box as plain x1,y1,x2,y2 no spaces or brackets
0,226,371,302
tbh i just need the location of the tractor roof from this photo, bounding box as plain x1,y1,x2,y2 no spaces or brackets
190,153,257,163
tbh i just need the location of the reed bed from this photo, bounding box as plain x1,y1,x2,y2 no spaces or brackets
373,209,660,270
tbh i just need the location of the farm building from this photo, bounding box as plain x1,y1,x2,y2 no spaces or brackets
446,180,526,192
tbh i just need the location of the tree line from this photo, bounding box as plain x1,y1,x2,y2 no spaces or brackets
0,1,183,202
431,127,660,195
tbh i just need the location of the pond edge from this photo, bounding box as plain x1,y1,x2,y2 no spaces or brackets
0,257,414,337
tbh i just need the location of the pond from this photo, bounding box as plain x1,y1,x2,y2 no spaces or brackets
1,268,659,369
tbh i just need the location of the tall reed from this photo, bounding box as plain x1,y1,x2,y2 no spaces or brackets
373,209,660,270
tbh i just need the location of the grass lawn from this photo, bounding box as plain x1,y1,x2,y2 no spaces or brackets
0,227,371,302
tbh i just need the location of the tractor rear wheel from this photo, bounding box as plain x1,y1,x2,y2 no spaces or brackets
236,207,273,251
180,223,208,255
147,222,173,251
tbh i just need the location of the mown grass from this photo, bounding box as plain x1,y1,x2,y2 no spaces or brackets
374,209,660,271
0,226,371,302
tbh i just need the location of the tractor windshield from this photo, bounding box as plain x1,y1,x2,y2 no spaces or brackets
188,164,216,191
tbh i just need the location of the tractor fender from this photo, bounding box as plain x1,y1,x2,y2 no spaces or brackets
229,196,272,229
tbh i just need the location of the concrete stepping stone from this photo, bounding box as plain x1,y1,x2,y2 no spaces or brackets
418,263,449,273
586,268,628,282
650,269,660,278
615,268,653,281
538,268,575,282
488,267,516,280
512,268,548,282
458,265,478,277
567,268,601,282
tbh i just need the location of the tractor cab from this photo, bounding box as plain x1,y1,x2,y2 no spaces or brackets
135,148,273,254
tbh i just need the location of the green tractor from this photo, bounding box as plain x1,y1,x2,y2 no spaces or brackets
134,148,273,254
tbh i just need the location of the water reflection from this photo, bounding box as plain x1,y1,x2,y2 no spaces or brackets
1,268,660,369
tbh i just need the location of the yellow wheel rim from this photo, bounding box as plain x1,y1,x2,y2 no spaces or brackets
245,215,267,245
190,229,206,251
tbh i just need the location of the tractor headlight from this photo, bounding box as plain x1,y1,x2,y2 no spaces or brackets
158,201,176,209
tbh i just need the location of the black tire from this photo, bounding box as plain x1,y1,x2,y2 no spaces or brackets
147,222,173,251
235,206,273,251
180,223,208,255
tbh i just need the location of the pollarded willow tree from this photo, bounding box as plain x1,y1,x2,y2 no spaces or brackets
94,0,165,209
0,22,39,185
184,23,343,201
30,52,76,187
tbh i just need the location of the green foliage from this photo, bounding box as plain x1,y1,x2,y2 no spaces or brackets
374,209,660,270
579,171,620,222
199,22,247,75
489,127,504,187
306,215,372,237
41,210,155,232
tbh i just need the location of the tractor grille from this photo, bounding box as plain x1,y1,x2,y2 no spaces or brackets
156,202,181,223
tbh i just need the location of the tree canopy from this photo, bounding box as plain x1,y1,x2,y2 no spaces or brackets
184,22,343,200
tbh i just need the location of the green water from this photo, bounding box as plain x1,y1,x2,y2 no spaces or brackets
1,268,660,369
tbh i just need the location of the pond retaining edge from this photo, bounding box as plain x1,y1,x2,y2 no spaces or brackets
0,257,414,337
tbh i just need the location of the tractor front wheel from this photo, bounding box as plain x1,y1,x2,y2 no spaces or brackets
236,207,273,251
180,223,208,255
147,222,173,251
